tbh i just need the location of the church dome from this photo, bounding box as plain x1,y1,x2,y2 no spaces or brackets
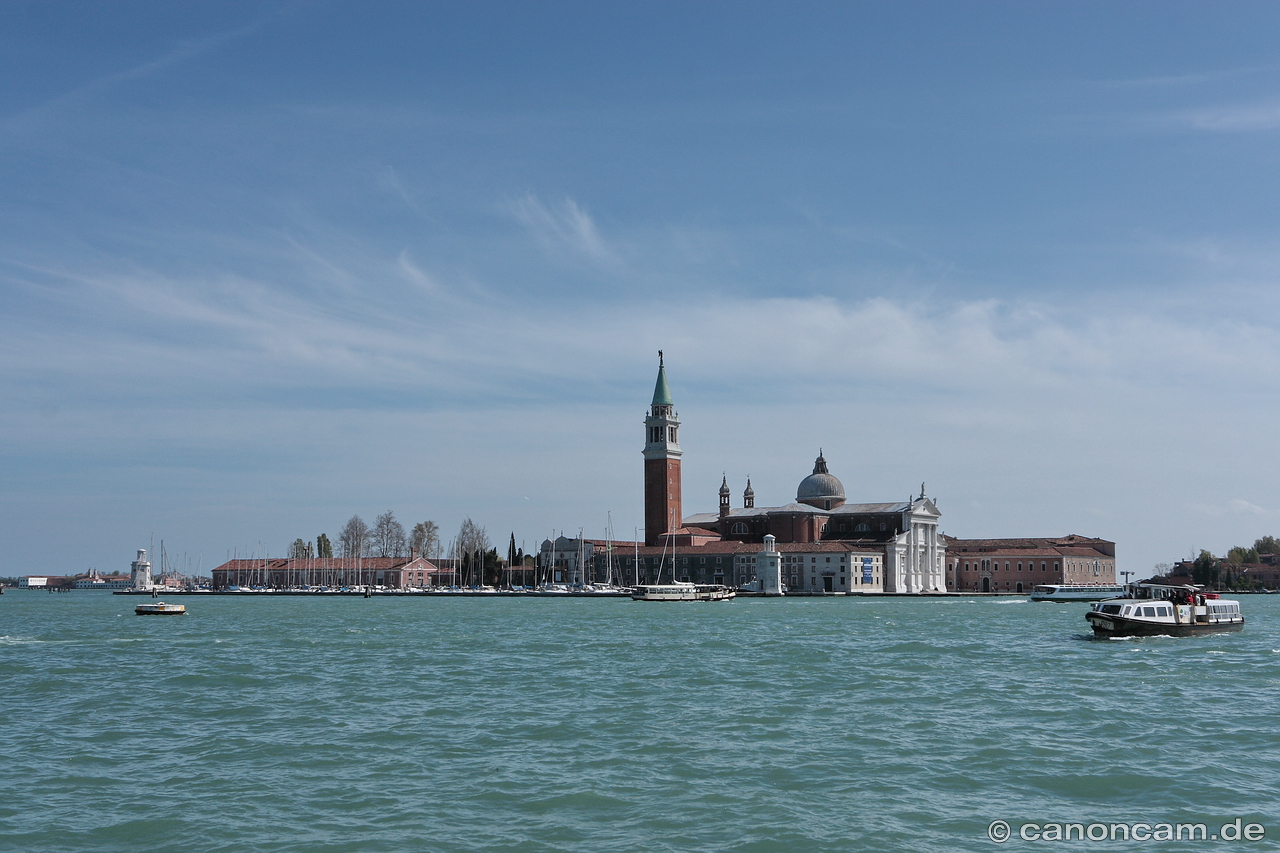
797,451,845,507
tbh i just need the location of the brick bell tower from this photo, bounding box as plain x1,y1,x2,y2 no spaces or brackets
643,351,682,547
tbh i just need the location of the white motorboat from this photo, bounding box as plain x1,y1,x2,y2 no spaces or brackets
1031,583,1126,602
135,601,186,615
631,582,735,602
1086,583,1243,637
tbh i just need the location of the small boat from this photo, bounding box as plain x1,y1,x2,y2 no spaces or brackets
1086,583,1243,637
631,582,735,602
1031,583,1126,602
135,601,186,616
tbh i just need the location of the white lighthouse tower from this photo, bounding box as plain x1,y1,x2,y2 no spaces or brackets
759,535,784,597
130,549,153,591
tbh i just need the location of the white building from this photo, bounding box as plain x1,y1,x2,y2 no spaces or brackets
130,549,153,590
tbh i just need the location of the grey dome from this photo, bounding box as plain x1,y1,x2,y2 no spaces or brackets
797,451,845,505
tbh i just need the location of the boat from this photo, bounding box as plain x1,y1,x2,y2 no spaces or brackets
631,582,735,602
135,601,187,615
1031,583,1126,602
1085,583,1243,637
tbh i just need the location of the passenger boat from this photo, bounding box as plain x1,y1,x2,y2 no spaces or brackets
1031,583,1126,602
631,582,735,602
135,601,187,615
1085,583,1243,637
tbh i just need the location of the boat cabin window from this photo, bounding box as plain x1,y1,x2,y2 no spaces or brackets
1099,604,1121,614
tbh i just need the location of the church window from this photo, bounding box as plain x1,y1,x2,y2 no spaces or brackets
880,523,886,531
855,523,870,532
731,523,748,534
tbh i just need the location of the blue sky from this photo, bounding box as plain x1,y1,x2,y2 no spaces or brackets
4,1,1280,576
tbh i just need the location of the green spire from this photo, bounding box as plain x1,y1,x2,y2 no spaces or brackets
651,350,673,406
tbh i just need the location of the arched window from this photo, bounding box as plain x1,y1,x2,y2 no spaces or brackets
731,522,748,535
855,523,870,533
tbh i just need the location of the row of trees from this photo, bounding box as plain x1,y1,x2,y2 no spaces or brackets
287,513,494,565
1187,535,1280,589
280,514,548,588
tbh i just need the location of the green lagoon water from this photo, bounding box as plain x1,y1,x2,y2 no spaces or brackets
1,592,1278,852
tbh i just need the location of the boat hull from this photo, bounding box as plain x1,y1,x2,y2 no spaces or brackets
135,603,186,615
1086,612,1242,637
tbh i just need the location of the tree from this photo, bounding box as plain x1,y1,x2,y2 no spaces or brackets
340,515,369,558
508,533,518,568
289,538,314,559
410,520,440,560
1191,550,1219,587
1226,546,1258,566
456,518,491,585
316,533,333,559
371,510,407,558
1255,535,1280,555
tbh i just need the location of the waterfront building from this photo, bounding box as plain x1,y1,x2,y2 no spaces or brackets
603,539,885,592
943,535,1117,593
18,576,73,589
211,555,448,589
636,356,943,592
74,570,132,589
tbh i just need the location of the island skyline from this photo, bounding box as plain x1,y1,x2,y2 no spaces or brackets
4,3,1280,577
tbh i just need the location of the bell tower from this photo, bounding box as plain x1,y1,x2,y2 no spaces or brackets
643,351,682,547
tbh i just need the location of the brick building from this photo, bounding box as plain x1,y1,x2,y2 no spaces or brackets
211,555,449,589
944,535,1117,593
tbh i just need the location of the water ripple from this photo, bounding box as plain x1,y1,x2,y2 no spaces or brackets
1,593,1277,852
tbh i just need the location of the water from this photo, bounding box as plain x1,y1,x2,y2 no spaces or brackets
2,593,1278,852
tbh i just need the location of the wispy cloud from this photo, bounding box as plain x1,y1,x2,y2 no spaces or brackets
1,19,265,140
1101,67,1268,89
377,165,422,214
1186,499,1274,517
509,194,618,265
1180,99,1280,131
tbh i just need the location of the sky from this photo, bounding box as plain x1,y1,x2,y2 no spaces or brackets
4,1,1280,577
